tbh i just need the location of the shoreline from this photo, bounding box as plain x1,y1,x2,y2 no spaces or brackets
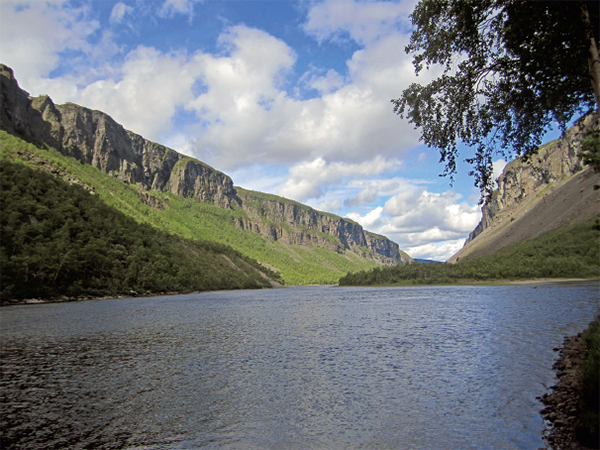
3,278,597,306
341,278,598,288
0,286,283,307
540,331,598,450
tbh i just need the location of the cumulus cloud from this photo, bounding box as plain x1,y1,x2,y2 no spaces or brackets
2,0,428,173
302,68,346,95
492,159,507,188
64,46,201,141
344,186,378,207
346,185,481,261
304,0,414,45
0,0,477,261
185,28,426,170
384,190,480,233
403,240,467,261
312,199,343,213
277,156,398,202
0,0,99,85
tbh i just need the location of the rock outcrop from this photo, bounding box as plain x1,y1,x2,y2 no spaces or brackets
1,65,237,208
0,63,410,265
449,114,600,263
236,189,411,264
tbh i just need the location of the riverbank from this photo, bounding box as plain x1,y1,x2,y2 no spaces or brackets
343,278,597,288
541,322,600,450
0,281,289,306
3,279,595,306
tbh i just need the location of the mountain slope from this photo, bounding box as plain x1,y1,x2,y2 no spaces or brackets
0,64,410,285
448,114,600,263
0,159,280,304
339,117,600,286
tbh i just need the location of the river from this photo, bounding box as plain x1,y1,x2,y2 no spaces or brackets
1,282,598,449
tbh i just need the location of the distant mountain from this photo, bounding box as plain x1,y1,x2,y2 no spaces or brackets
0,64,411,287
339,118,599,287
448,113,600,263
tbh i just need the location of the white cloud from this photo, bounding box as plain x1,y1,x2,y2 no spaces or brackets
185,28,426,170
403,240,467,261
110,2,133,24
312,199,343,213
346,185,481,260
277,156,398,202
2,1,428,173
303,68,346,94
0,0,99,85
344,186,378,207
304,0,415,46
64,46,201,141
384,190,480,233
0,1,479,262
159,0,203,20
492,159,507,188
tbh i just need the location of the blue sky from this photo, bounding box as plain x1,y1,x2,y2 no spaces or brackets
1,0,546,261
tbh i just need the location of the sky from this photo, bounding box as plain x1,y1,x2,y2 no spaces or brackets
0,0,521,261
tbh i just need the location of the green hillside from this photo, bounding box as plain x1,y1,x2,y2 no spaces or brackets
0,131,381,286
340,217,600,286
0,159,280,304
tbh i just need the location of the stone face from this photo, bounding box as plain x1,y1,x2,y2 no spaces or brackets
236,190,411,264
460,113,599,247
0,64,238,208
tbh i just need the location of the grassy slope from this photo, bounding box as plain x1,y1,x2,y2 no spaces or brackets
0,131,380,285
0,160,278,303
340,216,600,286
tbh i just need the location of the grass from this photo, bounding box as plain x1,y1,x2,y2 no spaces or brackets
340,216,600,286
0,131,386,285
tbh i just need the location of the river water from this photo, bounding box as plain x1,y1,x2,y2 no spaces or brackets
1,282,598,449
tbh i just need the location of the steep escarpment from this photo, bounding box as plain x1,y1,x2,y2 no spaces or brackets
449,115,600,263
236,189,410,265
1,65,237,208
0,64,409,278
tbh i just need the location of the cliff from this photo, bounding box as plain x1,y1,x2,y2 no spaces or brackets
236,188,411,265
1,66,236,208
449,114,600,263
0,64,409,267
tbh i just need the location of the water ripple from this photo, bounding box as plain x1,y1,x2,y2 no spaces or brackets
1,282,598,449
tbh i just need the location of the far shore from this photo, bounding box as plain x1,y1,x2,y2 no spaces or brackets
3,278,598,306
507,278,596,285
340,278,599,288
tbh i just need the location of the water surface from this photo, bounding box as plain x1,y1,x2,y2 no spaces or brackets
1,282,598,449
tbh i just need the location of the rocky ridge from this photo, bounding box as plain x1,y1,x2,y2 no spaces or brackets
0,64,408,265
449,115,600,263
236,189,411,265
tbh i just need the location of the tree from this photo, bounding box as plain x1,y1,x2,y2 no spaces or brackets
392,0,599,198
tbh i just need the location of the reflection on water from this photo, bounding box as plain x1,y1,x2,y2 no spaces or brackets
1,282,598,449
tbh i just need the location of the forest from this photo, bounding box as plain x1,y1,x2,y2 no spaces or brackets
0,131,383,286
0,160,280,304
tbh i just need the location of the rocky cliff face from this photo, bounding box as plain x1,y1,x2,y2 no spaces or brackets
466,114,597,244
450,114,600,263
235,189,410,264
0,64,409,265
1,65,236,208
